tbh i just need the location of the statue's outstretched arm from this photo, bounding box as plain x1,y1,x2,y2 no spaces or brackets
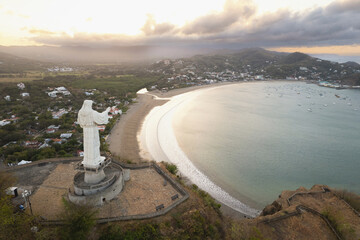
93,108,110,124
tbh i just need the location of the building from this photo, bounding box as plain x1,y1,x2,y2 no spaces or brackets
17,82,25,90
46,125,60,134
109,106,122,115
97,125,106,132
60,133,73,139
20,92,30,97
77,150,84,157
52,109,68,119
0,120,11,126
48,91,58,97
4,95,10,101
24,141,42,148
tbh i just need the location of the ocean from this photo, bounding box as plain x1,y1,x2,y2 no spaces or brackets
172,81,360,209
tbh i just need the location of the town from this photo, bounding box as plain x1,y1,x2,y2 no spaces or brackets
1,49,360,166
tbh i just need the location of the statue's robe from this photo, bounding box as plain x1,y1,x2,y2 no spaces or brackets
78,110,109,168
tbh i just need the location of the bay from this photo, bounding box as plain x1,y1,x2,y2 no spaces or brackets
173,81,360,208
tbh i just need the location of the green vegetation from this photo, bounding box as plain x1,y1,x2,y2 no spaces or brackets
334,189,360,212
58,198,97,240
322,206,356,240
230,225,270,240
165,162,178,175
71,75,160,96
99,223,161,240
192,184,222,215
0,173,35,240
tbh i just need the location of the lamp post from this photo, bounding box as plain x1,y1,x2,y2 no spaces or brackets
22,190,33,215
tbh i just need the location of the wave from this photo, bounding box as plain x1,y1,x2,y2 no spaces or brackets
139,88,261,217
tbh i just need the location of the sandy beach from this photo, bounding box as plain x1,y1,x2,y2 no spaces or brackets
107,83,232,163
107,82,260,218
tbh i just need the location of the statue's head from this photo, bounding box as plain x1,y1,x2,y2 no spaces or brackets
78,100,94,126
83,100,93,109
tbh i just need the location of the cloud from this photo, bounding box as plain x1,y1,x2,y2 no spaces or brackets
326,0,360,14
28,28,56,35
181,0,256,35
30,32,142,47
141,14,177,36
27,0,360,51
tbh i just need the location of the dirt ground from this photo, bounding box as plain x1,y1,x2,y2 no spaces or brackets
26,163,183,220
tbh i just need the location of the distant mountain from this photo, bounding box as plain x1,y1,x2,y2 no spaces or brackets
343,61,360,67
278,52,312,64
0,45,212,63
0,51,46,73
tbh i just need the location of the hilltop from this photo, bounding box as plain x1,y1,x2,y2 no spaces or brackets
0,52,47,73
1,160,360,240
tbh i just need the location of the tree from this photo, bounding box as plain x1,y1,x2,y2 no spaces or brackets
58,198,97,240
0,172,34,240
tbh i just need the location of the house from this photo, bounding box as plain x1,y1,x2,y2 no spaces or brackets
60,133,72,139
0,120,11,126
55,86,67,92
109,106,122,115
17,83,25,90
77,150,84,157
51,138,65,144
46,125,60,133
4,95,10,101
48,91,58,97
52,109,68,119
39,143,49,149
97,125,106,132
24,141,42,148
20,92,30,97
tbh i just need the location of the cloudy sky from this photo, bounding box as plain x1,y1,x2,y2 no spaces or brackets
0,0,359,55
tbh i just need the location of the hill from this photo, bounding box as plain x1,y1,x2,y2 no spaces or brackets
0,51,47,73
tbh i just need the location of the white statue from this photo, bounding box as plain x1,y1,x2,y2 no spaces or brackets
78,100,110,169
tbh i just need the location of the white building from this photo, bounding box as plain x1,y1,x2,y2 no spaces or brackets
52,109,68,119
0,120,11,126
48,91,58,97
4,95,10,101
20,92,30,97
60,133,73,139
17,83,25,90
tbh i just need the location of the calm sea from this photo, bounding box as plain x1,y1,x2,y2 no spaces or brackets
173,81,360,209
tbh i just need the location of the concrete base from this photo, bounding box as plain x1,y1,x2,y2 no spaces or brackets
69,162,128,206
69,170,124,206
84,169,106,184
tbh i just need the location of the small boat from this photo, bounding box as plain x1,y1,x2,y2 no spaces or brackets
307,108,312,112
335,94,340,98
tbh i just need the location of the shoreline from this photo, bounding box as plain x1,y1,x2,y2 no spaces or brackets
107,82,261,218
138,84,260,217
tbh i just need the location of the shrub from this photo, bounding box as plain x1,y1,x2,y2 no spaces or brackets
58,198,97,240
322,206,355,239
165,163,178,175
334,189,360,212
99,223,161,240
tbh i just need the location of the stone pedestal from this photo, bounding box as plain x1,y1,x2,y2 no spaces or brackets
84,170,106,184
69,159,129,206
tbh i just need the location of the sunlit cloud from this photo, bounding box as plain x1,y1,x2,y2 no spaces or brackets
0,0,359,56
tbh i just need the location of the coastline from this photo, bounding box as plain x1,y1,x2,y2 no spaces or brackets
107,82,234,164
107,82,260,218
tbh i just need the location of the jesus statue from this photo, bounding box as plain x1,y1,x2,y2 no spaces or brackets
78,100,110,169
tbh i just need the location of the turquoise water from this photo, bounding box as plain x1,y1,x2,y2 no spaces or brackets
173,81,360,208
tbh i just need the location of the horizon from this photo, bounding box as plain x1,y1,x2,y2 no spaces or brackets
0,0,360,59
